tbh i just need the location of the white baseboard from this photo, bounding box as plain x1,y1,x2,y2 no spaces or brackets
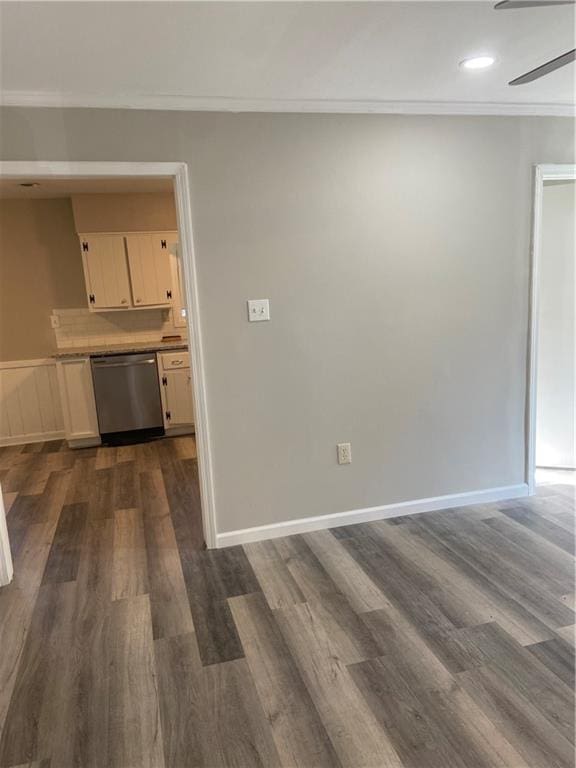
215,483,530,548
0,430,65,447
68,436,101,449
164,424,195,437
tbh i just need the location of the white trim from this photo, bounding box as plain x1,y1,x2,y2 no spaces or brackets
526,164,576,495
0,431,65,448
0,490,13,588
174,163,218,550
216,483,529,548
68,436,101,449
0,91,576,117
0,161,182,179
0,160,217,549
1,91,575,118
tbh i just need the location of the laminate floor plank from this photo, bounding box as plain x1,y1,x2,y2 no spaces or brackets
370,520,517,630
160,454,204,552
458,662,575,768
0,582,76,767
304,529,389,613
180,548,246,666
179,544,260,665
111,507,149,601
64,455,96,504
349,655,515,768
155,634,281,768
41,502,88,585
229,592,342,768
89,466,114,520
509,495,576,534
340,532,459,640
274,534,346,603
397,518,554,645
483,515,574,594
95,445,117,469
1,445,574,768
360,608,456,691
107,594,165,768
502,505,575,556
111,460,140,510
431,509,572,600
275,600,403,768
526,637,575,687
418,512,575,630
244,539,306,609
142,506,195,640
0,588,36,746
556,625,576,646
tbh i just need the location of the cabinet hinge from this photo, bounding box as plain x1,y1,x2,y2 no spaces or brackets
161,239,167,249
82,241,89,252
162,376,167,386
89,294,95,304
165,410,171,421
166,289,172,299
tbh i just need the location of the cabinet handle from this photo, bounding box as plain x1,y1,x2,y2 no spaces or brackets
171,359,183,365
136,298,142,303
121,299,128,304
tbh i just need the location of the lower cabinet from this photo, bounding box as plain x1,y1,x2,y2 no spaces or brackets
56,357,100,446
158,352,194,431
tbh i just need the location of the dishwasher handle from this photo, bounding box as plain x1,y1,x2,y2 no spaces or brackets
92,358,156,368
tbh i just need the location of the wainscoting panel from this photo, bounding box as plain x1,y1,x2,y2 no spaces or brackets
0,359,64,445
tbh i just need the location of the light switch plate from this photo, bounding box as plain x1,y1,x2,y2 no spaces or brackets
50,315,60,329
247,299,270,322
337,443,352,465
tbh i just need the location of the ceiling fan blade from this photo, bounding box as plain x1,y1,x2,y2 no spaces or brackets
509,48,576,83
495,1,575,8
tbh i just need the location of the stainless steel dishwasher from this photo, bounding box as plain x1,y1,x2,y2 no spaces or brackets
91,352,164,440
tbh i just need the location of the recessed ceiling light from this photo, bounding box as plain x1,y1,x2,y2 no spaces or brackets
459,55,496,71
19,182,40,188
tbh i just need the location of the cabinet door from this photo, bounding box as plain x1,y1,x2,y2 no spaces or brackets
80,235,132,309
163,369,194,426
125,233,174,307
56,357,99,440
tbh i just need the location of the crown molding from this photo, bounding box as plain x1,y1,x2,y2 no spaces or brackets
1,90,575,117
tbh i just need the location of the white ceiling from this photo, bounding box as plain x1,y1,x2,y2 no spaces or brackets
0,177,173,199
0,1,574,115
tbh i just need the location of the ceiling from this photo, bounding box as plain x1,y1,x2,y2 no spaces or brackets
0,1,574,115
0,177,173,199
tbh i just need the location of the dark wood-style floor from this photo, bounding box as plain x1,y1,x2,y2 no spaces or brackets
0,440,574,768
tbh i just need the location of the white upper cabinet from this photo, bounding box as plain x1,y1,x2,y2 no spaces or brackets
125,233,174,307
79,231,178,311
80,234,132,309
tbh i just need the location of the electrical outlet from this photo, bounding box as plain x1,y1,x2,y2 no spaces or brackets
50,315,60,329
337,442,352,465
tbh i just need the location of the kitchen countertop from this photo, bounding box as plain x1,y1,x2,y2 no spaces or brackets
52,340,188,359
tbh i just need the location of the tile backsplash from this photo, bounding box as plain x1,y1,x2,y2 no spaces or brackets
52,307,187,348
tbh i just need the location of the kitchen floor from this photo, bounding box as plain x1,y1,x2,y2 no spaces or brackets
0,446,574,767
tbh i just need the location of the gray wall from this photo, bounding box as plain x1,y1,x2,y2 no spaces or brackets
1,108,574,533
537,180,575,469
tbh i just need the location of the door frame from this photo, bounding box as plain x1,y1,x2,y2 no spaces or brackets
526,163,576,494
0,161,217,548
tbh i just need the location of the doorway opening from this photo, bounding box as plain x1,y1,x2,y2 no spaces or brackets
528,164,576,493
0,161,216,550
